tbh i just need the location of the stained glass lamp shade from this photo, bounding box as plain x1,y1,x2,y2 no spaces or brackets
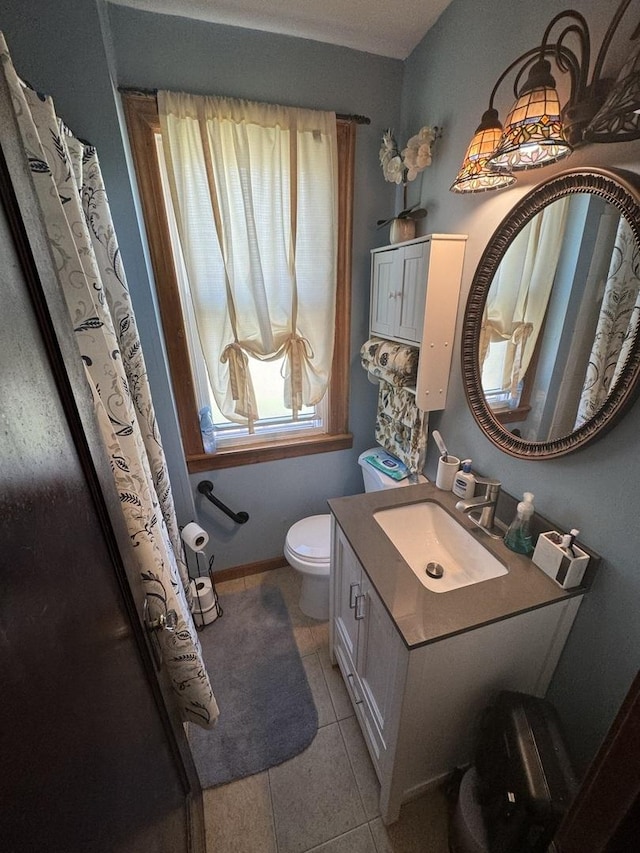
450,109,516,193
488,59,572,171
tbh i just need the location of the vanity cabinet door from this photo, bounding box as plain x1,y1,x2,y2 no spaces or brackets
333,526,362,667
356,573,406,764
331,522,406,773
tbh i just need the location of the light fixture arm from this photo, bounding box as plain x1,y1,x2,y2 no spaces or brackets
540,11,590,93
591,0,633,83
486,47,552,112
484,44,581,112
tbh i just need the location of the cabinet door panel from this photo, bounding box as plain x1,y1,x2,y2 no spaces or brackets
357,576,404,750
396,243,427,343
370,251,398,338
333,530,362,666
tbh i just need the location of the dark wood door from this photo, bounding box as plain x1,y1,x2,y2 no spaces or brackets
0,90,203,853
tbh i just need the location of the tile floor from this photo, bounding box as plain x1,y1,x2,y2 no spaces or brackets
199,566,452,853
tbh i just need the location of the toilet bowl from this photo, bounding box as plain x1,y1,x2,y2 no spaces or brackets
284,448,427,620
284,514,332,620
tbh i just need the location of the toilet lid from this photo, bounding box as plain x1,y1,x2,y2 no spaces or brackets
287,514,331,562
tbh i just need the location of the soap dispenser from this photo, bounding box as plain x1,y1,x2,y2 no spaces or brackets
504,492,535,555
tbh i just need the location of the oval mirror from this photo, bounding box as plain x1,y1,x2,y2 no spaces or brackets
462,167,640,458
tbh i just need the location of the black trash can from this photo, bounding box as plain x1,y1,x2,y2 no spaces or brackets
450,691,577,853
450,767,489,853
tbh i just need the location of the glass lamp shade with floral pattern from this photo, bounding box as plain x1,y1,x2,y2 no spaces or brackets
450,108,516,193
488,59,572,171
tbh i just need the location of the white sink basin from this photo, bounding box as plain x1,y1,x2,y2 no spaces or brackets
374,501,507,593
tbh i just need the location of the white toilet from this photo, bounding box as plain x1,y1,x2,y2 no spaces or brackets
284,447,427,620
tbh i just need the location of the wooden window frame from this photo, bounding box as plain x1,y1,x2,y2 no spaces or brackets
122,92,354,471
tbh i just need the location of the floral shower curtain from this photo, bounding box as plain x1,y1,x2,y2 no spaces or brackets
0,34,218,728
575,216,640,428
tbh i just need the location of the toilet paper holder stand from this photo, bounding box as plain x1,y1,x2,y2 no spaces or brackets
182,541,223,629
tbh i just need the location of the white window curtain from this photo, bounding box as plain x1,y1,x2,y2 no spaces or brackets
158,90,338,432
0,34,218,729
480,198,570,401
575,216,640,428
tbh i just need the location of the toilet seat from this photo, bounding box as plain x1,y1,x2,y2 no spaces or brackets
284,514,331,577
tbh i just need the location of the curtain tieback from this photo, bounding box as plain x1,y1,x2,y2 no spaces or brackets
221,343,257,428
509,322,534,397
281,334,314,416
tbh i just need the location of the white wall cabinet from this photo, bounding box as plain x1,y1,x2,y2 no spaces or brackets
330,519,582,825
369,234,466,411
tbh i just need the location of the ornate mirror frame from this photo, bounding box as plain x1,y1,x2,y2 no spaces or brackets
462,167,640,459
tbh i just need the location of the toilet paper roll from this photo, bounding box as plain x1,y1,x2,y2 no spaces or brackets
181,521,209,553
189,576,215,611
193,601,219,627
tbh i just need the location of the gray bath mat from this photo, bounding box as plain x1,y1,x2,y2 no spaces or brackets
189,584,318,788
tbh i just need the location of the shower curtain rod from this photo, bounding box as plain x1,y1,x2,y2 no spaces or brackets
117,86,371,124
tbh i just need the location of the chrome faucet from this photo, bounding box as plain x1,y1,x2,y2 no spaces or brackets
455,477,502,538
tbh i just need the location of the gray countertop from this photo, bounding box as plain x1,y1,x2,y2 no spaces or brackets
328,481,591,649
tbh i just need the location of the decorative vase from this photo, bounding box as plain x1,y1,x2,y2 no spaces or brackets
389,217,416,244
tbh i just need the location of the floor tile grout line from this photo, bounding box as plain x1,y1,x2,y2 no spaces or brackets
367,818,384,853
336,714,373,828
301,821,377,853
312,649,339,729
266,765,280,852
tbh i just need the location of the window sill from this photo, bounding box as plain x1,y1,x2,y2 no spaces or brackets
186,432,353,472
493,405,531,424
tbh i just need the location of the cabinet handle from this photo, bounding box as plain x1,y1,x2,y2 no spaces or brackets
355,593,366,620
347,672,364,705
349,582,360,609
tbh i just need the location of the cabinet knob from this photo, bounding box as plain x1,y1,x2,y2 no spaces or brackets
349,582,360,609
355,593,366,620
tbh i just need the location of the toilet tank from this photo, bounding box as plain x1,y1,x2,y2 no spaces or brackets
357,447,427,492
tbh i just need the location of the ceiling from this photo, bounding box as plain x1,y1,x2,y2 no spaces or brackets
108,0,453,60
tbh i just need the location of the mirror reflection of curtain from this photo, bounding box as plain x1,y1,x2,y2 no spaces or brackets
480,198,570,404
575,217,640,428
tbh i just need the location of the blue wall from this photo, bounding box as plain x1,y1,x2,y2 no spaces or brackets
1,0,404,566
104,2,405,567
2,0,637,773
400,0,640,770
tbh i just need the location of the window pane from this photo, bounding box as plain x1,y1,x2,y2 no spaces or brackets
209,355,318,430
482,340,523,409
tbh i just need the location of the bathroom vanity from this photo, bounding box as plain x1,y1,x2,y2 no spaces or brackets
328,482,590,824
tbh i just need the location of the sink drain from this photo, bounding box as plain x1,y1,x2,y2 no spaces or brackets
426,561,444,579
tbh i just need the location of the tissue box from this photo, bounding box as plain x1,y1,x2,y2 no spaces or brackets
533,532,590,589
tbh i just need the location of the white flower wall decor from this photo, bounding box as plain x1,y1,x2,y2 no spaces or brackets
377,125,441,230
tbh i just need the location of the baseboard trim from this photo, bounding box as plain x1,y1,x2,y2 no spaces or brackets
213,556,287,583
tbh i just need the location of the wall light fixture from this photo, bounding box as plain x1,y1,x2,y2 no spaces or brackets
451,0,640,193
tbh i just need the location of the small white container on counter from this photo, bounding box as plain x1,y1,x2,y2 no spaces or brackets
436,455,460,490
452,459,476,499
532,531,590,589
